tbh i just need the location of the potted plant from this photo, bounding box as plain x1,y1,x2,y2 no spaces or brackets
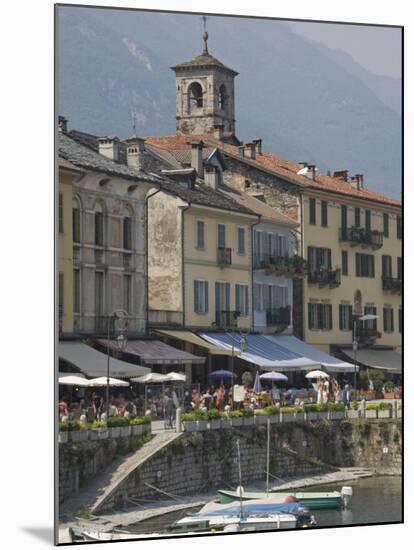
254,409,269,425
365,403,379,419
383,381,395,399
378,402,392,419
207,408,222,430
242,408,255,426
194,409,208,430
304,403,318,421
328,402,345,420
90,420,108,440
220,412,232,430
107,415,130,438
316,403,329,420
182,412,198,432
231,410,244,427
58,421,70,443
280,406,298,422
263,405,280,424
347,401,360,419
130,416,149,436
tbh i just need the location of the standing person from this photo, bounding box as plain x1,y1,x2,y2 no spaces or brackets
216,385,225,410
317,379,323,405
323,378,329,404
342,384,351,409
163,391,175,429
59,398,68,421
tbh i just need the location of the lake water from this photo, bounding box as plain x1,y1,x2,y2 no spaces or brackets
126,475,402,535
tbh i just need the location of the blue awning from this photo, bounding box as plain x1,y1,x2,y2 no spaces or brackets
198,332,319,371
266,335,356,373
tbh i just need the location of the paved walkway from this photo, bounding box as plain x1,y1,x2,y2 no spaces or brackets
60,430,182,522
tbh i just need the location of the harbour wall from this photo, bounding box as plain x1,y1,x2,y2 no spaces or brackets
59,418,401,513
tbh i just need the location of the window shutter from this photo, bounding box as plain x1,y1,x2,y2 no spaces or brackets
317,304,323,329
390,309,394,332
215,282,219,313
205,282,209,313
308,304,312,329
194,280,198,312
327,249,332,269
225,283,230,310
339,305,343,330
328,304,333,330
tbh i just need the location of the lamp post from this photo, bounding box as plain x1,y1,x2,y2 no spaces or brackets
105,310,128,421
352,313,379,400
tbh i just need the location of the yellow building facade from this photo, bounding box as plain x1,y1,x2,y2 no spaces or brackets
302,188,402,354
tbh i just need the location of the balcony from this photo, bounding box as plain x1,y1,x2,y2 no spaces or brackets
253,254,307,277
355,326,382,346
215,310,239,329
266,306,291,327
382,277,402,294
217,247,232,266
308,268,341,288
339,227,383,249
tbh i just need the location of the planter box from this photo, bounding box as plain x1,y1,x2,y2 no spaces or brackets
221,419,232,430
306,412,318,421
317,412,329,421
120,426,131,438
346,410,360,419
329,411,345,420
197,420,208,431
209,419,222,430
268,414,280,424
109,427,121,438
295,412,305,422
58,432,68,444
143,423,151,434
365,410,378,419
70,430,88,443
131,424,143,436
378,409,392,419
254,415,269,425
243,416,255,426
183,421,198,432
89,428,109,440
281,413,295,423
231,417,244,427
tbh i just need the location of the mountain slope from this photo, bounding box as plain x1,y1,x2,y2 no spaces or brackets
57,7,402,199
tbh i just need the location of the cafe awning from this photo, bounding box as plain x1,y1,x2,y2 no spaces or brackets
59,342,150,378
98,338,205,365
340,348,402,374
267,335,356,373
156,330,236,356
198,332,318,371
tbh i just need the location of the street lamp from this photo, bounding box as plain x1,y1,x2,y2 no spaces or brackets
105,310,128,421
352,313,379,399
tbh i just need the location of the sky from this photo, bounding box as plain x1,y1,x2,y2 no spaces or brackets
288,20,402,78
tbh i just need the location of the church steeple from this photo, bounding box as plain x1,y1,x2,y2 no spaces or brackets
171,18,238,137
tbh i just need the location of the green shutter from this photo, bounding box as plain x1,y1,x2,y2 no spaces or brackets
194,280,198,313
339,305,343,330
205,282,209,313
328,304,333,330
308,303,312,329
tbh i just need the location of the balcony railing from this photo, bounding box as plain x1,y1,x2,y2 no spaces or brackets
382,277,402,294
339,227,383,249
253,254,307,277
355,326,382,346
215,310,239,329
217,247,232,266
266,306,291,327
308,268,341,288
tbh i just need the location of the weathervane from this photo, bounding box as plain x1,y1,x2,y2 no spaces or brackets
202,15,208,54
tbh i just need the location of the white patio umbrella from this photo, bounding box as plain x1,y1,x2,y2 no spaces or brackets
58,375,91,387
165,372,186,382
88,376,130,387
305,370,330,379
131,373,168,383
259,371,289,382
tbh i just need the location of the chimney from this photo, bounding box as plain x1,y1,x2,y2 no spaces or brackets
333,170,348,182
245,143,256,160
307,164,316,181
126,136,146,171
191,141,204,178
350,174,364,190
58,116,67,133
298,161,308,170
253,139,262,155
238,145,245,158
205,165,219,190
213,124,224,141
98,136,119,162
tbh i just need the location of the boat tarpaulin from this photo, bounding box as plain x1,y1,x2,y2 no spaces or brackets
156,330,235,356
98,338,205,365
340,348,402,373
267,335,356,373
59,342,150,378
198,332,319,371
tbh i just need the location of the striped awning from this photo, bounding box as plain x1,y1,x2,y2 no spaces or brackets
267,335,356,373
198,332,319,371
340,348,401,373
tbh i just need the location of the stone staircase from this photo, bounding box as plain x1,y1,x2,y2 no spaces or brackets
60,430,183,521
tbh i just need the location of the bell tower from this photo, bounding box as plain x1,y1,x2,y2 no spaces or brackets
171,18,238,136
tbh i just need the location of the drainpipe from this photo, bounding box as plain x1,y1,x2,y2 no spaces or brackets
181,202,191,328
250,215,261,332
145,183,162,334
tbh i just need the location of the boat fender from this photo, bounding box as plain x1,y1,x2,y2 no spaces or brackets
341,486,353,508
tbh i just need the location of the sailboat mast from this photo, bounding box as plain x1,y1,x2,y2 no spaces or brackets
236,439,243,518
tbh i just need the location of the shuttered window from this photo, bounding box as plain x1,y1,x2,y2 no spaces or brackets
196,220,205,248
73,269,81,314
354,207,361,227
308,303,332,329
342,250,348,276
72,206,80,243
308,246,332,271
309,198,316,225
341,205,347,230
123,217,132,250
383,307,394,333
365,209,371,231
217,224,226,248
383,213,389,237
397,216,402,240
235,284,249,316
339,305,352,330
356,253,375,277
364,306,377,330
194,280,209,313
382,255,392,278
397,257,402,280
237,227,245,254
321,200,328,227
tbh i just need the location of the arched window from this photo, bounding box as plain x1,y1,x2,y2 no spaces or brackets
219,84,226,110
123,206,133,250
94,202,104,246
188,82,203,112
72,196,81,243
